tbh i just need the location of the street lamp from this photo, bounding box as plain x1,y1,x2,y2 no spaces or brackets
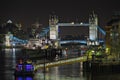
41,39,48,80
43,49,46,80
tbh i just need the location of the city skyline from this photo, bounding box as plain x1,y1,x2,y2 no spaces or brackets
0,0,120,28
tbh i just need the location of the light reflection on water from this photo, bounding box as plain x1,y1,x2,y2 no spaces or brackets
1,48,120,80
15,76,33,80
33,63,87,80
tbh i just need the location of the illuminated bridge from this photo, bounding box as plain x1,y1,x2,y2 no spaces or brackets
5,33,28,46
39,12,106,46
10,12,106,46
59,25,106,44
34,56,87,70
38,25,106,45
10,36,28,44
60,39,104,45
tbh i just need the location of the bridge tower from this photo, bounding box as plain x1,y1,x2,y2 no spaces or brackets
89,12,98,41
49,15,59,47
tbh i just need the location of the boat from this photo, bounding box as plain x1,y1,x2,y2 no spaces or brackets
14,59,34,76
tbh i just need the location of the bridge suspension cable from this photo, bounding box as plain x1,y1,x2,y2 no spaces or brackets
97,26,106,36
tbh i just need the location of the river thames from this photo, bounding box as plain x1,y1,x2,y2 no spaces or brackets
0,48,120,80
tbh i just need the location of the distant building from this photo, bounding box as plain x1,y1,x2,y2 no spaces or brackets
106,11,120,57
3,20,18,34
29,21,42,38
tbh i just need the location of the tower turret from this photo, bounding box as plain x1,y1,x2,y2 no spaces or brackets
49,15,59,47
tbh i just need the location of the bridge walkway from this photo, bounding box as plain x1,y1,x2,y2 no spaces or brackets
34,56,87,70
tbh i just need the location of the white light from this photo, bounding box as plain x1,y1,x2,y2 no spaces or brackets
12,43,15,46
71,22,74,24
92,50,95,53
91,42,95,45
95,41,99,45
50,35,56,39
80,22,83,24
7,20,12,23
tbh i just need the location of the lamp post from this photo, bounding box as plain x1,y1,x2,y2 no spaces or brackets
43,49,46,80
42,38,49,80
41,39,46,80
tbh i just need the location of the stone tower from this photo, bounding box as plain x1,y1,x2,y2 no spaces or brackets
89,11,98,41
49,15,59,47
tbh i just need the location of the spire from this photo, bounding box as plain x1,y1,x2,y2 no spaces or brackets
7,20,12,24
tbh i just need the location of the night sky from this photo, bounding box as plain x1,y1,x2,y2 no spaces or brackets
0,0,120,28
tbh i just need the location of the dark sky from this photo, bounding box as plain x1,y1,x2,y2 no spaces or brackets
0,0,120,28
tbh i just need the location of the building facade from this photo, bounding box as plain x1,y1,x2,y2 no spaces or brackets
107,12,120,58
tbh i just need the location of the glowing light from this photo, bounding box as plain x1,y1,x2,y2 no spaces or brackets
71,22,74,24
5,34,11,47
91,50,95,53
80,22,83,24
105,47,110,54
7,20,12,23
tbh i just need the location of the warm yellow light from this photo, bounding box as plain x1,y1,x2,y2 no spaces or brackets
91,50,95,53
105,48,110,54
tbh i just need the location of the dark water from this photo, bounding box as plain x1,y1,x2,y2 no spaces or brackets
1,48,120,80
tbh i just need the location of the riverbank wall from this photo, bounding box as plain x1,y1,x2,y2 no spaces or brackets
83,61,120,74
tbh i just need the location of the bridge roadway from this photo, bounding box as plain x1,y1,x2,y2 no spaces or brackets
34,56,87,70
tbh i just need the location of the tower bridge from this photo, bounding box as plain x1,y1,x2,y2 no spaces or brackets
48,12,106,47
